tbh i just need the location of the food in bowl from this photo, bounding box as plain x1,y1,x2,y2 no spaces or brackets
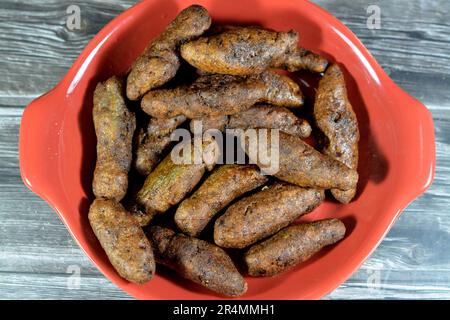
87,4,360,297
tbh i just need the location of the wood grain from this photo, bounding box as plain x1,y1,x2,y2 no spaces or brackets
0,0,449,299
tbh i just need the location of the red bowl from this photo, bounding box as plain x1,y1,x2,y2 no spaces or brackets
19,0,435,299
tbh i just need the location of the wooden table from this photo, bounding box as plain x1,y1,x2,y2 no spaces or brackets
0,0,448,299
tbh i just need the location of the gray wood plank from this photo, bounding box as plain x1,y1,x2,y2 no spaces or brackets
0,0,449,300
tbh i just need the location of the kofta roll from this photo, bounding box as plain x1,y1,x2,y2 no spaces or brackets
314,64,360,203
92,76,135,201
135,115,186,176
88,199,155,284
141,71,304,119
127,5,211,100
214,183,324,248
149,226,247,297
192,105,311,138
175,165,268,236
241,130,358,190
181,26,327,75
245,218,346,277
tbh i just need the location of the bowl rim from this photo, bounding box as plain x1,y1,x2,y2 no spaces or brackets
19,0,436,300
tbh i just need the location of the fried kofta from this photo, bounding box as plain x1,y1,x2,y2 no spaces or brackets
241,130,358,190
92,76,135,201
314,64,360,203
88,199,155,284
190,105,311,138
175,165,268,236
245,218,346,277
214,183,324,248
141,71,304,119
135,115,186,176
148,226,247,297
180,26,327,75
126,5,211,100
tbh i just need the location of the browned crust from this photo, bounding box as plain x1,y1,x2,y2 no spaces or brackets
126,5,212,100
148,225,176,260
149,226,247,297
245,218,346,277
279,47,328,73
181,26,298,75
88,199,155,284
214,183,325,248
181,26,327,75
314,64,360,203
190,105,311,138
242,130,358,190
123,183,157,227
141,71,303,119
92,76,135,201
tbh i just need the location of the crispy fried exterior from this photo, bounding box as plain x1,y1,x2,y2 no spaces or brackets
175,165,268,236
141,71,304,119
190,105,311,138
135,115,186,176
228,104,311,138
127,201,157,227
243,130,358,190
149,226,247,297
126,5,211,100
245,218,345,277
181,27,297,75
314,64,360,203
92,76,135,201
137,153,206,214
148,226,176,259
123,184,157,227
180,26,327,75
88,199,155,284
214,183,324,249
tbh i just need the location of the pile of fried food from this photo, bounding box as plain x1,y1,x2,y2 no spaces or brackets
88,5,359,297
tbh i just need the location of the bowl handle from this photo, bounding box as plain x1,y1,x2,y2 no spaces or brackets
19,86,68,210
393,88,436,202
